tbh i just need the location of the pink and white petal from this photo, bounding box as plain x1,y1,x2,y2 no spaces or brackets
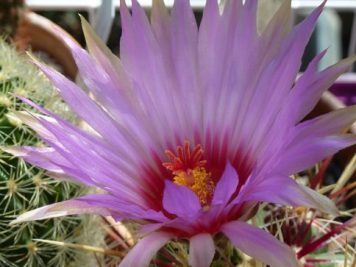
15,99,146,185
1,145,104,189
263,55,355,158
1,146,66,174
119,231,173,267
189,233,215,267
81,195,168,222
11,195,112,224
285,56,356,127
276,135,356,175
80,16,140,117
240,174,338,215
32,60,139,152
81,15,112,56
30,113,145,191
212,162,239,206
170,0,199,97
265,54,356,157
12,98,159,205
150,0,176,93
43,25,164,162
200,0,240,132
6,110,56,144
221,221,299,267
292,105,356,142
150,0,170,42
230,2,325,161
162,180,201,218
245,0,321,105
120,2,191,149
52,20,138,120
259,0,292,39
12,194,167,225
80,15,123,75
198,0,219,56
210,0,259,136
253,50,326,162
2,144,106,187
197,0,220,121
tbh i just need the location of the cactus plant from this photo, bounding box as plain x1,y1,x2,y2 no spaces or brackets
0,39,106,267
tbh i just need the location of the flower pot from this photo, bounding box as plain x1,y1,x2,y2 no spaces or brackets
15,12,78,80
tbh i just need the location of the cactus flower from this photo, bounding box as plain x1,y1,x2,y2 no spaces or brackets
4,0,356,266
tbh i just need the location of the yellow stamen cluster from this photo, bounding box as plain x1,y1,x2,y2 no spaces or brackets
173,167,214,206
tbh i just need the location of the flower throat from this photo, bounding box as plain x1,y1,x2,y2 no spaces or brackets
163,141,214,206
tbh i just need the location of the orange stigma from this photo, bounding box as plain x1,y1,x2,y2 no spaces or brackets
163,141,214,206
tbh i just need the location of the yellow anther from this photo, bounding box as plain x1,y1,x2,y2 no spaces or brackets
164,142,214,206
173,167,214,205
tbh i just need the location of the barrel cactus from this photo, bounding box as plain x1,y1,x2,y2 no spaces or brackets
0,39,105,267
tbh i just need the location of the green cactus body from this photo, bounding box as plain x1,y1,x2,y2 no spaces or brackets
0,40,105,267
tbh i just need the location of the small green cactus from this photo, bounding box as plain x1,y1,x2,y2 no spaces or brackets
0,40,104,267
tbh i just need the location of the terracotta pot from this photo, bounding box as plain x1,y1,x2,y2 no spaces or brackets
15,12,78,80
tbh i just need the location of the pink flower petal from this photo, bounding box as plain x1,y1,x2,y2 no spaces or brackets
11,194,167,225
221,221,299,267
240,174,338,215
162,180,201,217
276,135,356,175
80,16,135,117
1,146,66,174
188,233,215,267
11,196,111,224
212,162,239,206
292,105,356,141
119,231,172,267
283,56,355,128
